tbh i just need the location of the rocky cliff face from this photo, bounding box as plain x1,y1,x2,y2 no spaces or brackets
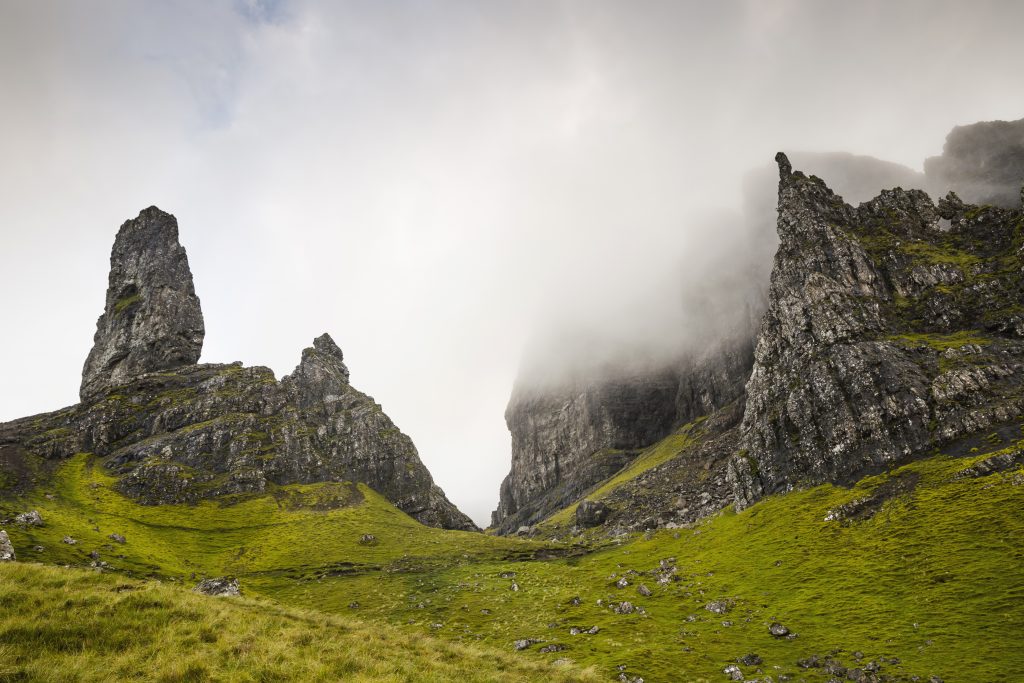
491,334,754,533
0,209,475,531
730,153,1024,508
503,132,1023,537
80,207,205,401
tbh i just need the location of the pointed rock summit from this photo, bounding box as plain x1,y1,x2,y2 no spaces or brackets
80,207,204,401
2,207,475,531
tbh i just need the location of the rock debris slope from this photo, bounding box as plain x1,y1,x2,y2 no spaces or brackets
0,207,475,531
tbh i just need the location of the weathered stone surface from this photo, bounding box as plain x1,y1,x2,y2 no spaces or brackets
575,500,610,528
1,340,475,530
492,334,754,533
193,577,240,597
0,208,475,532
14,510,43,527
81,207,204,401
731,154,1024,508
925,117,1024,208
0,530,14,561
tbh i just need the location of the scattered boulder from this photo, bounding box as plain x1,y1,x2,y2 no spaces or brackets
0,531,15,561
611,601,635,615
108,533,127,544
193,577,240,597
513,638,541,651
769,622,790,637
539,644,566,653
705,600,732,615
358,533,377,545
738,653,762,666
576,500,611,528
569,626,600,636
637,584,652,597
14,510,43,527
62,536,77,545
615,577,629,588
723,664,744,681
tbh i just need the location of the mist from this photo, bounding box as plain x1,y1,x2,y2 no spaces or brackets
2,1,1023,526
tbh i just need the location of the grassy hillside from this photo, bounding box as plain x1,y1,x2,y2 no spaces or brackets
3,432,1024,681
0,562,597,682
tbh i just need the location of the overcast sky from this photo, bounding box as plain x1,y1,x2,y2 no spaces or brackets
1,1,1023,526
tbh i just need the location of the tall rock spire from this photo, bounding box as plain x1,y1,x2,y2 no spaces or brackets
80,206,204,400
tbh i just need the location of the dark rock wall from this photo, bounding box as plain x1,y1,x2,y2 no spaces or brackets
80,207,205,401
491,334,754,533
730,154,1024,508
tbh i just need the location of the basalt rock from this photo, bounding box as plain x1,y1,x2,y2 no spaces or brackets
730,154,1024,508
0,208,475,532
491,334,754,533
80,207,205,401
193,577,240,597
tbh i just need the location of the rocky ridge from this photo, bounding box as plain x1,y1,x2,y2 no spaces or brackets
730,153,1024,508
0,207,475,531
516,140,1023,536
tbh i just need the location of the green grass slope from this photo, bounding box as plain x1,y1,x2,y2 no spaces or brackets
3,432,1024,682
0,562,597,682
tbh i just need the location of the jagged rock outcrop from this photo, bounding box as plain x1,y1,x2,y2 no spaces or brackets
81,207,205,401
491,334,754,533
491,151,938,536
0,208,475,531
925,117,1024,208
730,153,1024,508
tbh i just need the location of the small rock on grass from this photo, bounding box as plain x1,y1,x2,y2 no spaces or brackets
14,510,43,527
0,530,15,562
193,577,240,597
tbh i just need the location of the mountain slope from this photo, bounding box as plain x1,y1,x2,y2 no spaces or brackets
0,562,597,683
4,425,1022,682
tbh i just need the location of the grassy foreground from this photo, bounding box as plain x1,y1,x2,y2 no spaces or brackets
3,431,1024,681
0,562,597,682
